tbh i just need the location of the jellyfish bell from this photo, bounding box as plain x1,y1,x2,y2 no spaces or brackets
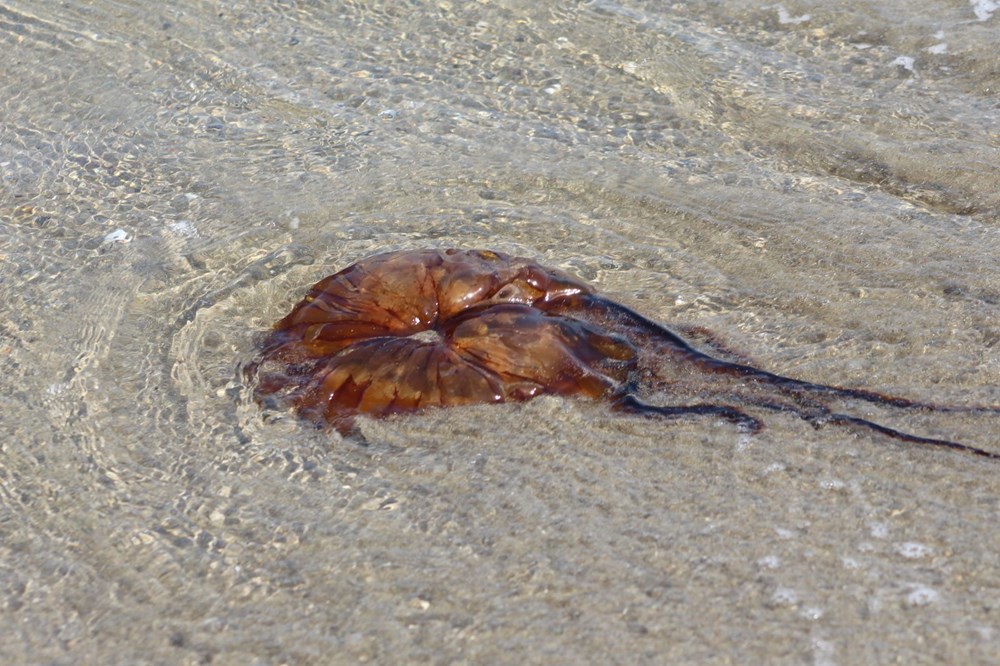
251,248,632,433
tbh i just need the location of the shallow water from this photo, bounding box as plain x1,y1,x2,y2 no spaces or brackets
2,1,999,663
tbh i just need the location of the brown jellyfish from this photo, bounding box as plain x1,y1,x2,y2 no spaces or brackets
249,248,999,460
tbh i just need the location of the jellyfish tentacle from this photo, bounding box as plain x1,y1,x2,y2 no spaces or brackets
616,394,763,433
729,396,999,458
819,413,1000,460
551,292,1000,458
672,324,758,366
566,293,1000,415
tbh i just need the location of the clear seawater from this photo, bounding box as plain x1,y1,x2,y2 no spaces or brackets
2,1,998,663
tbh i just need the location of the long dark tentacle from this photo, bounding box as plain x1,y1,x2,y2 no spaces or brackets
561,294,999,459
616,394,762,432
821,412,1000,459
743,398,1000,460
573,293,1000,414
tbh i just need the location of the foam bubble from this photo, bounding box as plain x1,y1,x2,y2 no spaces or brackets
895,542,932,559
905,585,939,606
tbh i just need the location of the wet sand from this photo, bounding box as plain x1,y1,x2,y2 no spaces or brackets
1,1,998,663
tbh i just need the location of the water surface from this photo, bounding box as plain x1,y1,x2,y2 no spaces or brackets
2,1,999,663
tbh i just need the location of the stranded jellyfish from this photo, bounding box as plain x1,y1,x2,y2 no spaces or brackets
249,248,999,459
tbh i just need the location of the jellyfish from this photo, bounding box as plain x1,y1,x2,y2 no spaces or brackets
249,248,999,459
